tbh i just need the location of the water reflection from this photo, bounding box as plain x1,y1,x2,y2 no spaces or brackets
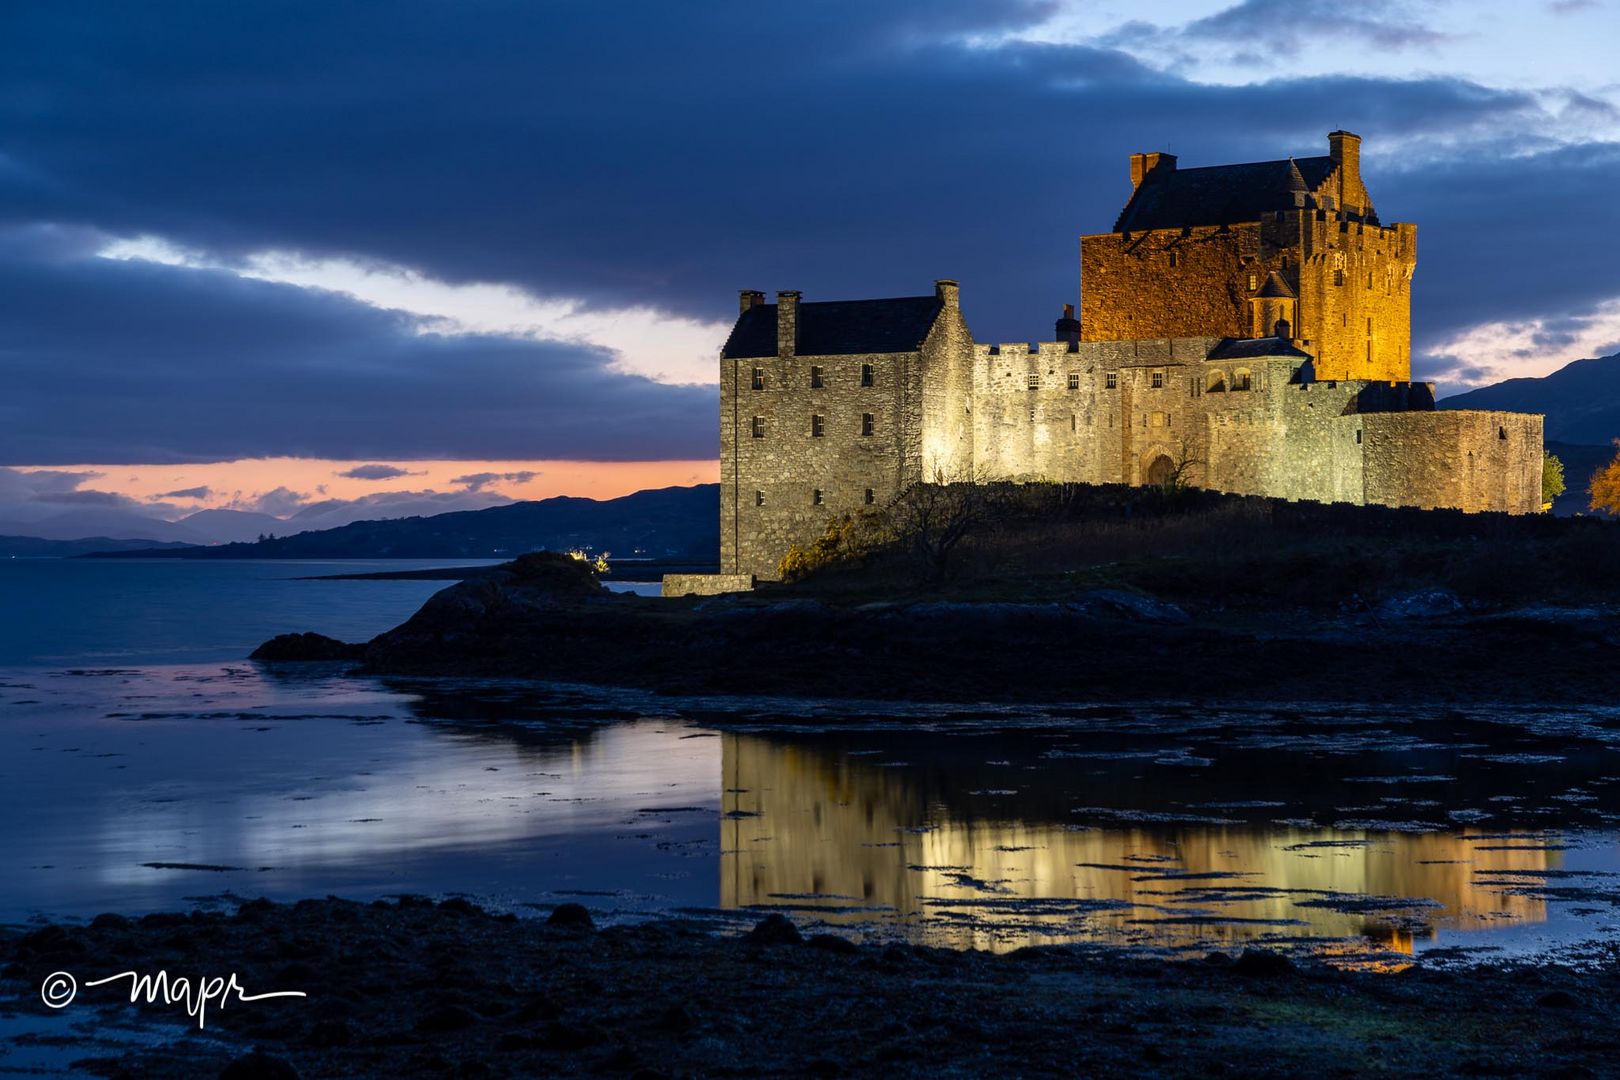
718,732,1599,958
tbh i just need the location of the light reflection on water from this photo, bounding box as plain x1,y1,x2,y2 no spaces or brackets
3,664,1620,964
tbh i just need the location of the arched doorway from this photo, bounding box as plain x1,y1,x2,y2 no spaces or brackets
1145,454,1176,486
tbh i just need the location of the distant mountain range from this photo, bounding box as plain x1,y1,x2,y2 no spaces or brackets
0,498,502,546
0,535,197,557
1441,352,1620,446
85,484,721,561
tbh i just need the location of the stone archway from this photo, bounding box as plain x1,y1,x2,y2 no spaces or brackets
1144,453,1177,486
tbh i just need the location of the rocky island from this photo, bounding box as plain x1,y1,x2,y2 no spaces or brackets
255,484,1620,707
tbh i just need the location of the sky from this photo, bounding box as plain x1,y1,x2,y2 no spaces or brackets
3,0,1617,532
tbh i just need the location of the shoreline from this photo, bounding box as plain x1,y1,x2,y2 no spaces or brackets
5,896,1619,1077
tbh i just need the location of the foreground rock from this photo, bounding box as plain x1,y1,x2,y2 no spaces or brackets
3,897,1618,1078
249,632,367,662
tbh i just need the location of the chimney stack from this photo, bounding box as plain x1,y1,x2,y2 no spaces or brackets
738,289,765,316
776,290,800,357
1129,151,1176,190
1055,303,1080,346
1328,130,1366,216
934,279,959,309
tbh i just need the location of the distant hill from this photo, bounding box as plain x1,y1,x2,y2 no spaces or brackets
0,535,197,557
86,484,720,560
1440,353,1620,445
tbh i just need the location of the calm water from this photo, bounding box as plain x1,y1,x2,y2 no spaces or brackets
4,559,1620,968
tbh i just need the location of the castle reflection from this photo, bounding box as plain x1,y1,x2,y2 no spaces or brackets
718,733,1556,958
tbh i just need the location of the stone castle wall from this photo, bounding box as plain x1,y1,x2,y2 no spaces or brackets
1080,214,1416,383
723,322,1543,578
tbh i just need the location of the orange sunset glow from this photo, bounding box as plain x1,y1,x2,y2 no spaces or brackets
36,458,719,516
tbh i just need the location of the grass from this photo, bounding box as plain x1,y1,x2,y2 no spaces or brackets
779,484,1620,613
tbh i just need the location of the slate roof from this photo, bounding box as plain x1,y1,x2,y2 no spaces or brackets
1256,271,1297,299
722,296,944,359
1114,156,1349,232
1206,336,1313,361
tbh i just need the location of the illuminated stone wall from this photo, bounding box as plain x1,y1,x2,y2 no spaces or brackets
1080,214,1416,383
720,284,974,577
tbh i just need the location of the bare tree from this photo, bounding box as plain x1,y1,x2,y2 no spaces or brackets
883,467,1001,587
1155,441,1204,495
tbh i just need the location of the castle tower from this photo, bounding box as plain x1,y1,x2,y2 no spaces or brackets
1250,272,1299,340
1080,131,1415,382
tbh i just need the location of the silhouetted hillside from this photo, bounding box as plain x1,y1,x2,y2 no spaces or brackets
86,485,719,560
0,536,197,557
1441,353,1620,445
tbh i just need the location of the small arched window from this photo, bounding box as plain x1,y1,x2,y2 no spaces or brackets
1233,368,1252,391
1205,370,1227,393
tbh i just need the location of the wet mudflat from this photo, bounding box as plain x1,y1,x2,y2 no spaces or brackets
6,668,1620,1073
4,667,1620,966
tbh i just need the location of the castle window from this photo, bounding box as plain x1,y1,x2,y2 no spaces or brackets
1071,414,1076,431
1248,273,1258,291
756,490,766,506
1355,430,1362,444
1367,272,1374,289
1233,369,1251,391
864,488,875,505
811,414,825,438
861,413,874,437
1105,373,1117,389
751,368,765,390
861,363,874,387
1206,370,1226,393
813,488,824,506
1151,371,1164,389
1067,372,1080,390
810,366,824,389
1027,373,1040,390
1169,251,1179,268
1334,269,1345,287
751,416,765,438
1499,426,1508,440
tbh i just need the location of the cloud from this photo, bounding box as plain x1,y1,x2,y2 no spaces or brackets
1421,296,1620,393
1548,0,1598,13
451,470,539,492
336,464,423,481
158,485,212,499
0,226,715,465
1169,0,1453,52
0,466,180,533
0,0,1614,465
235,487,311,517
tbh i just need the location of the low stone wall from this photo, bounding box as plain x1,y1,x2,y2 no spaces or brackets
661,573,756,598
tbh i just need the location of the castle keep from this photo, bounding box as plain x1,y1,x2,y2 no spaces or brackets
712,132,1544,580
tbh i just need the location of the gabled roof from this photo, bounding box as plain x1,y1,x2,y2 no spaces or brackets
1206,336,1313,361
721,296,944,359
1114,156,1344,232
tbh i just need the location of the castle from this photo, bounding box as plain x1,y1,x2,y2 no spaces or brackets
710,132,1544,581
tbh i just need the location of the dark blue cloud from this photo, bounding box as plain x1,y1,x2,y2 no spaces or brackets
0,0,1613,462
0,229,713,465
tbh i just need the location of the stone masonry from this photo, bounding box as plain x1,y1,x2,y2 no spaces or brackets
710,132,1545,580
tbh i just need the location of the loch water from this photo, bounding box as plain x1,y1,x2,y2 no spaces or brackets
4,558,1620,966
